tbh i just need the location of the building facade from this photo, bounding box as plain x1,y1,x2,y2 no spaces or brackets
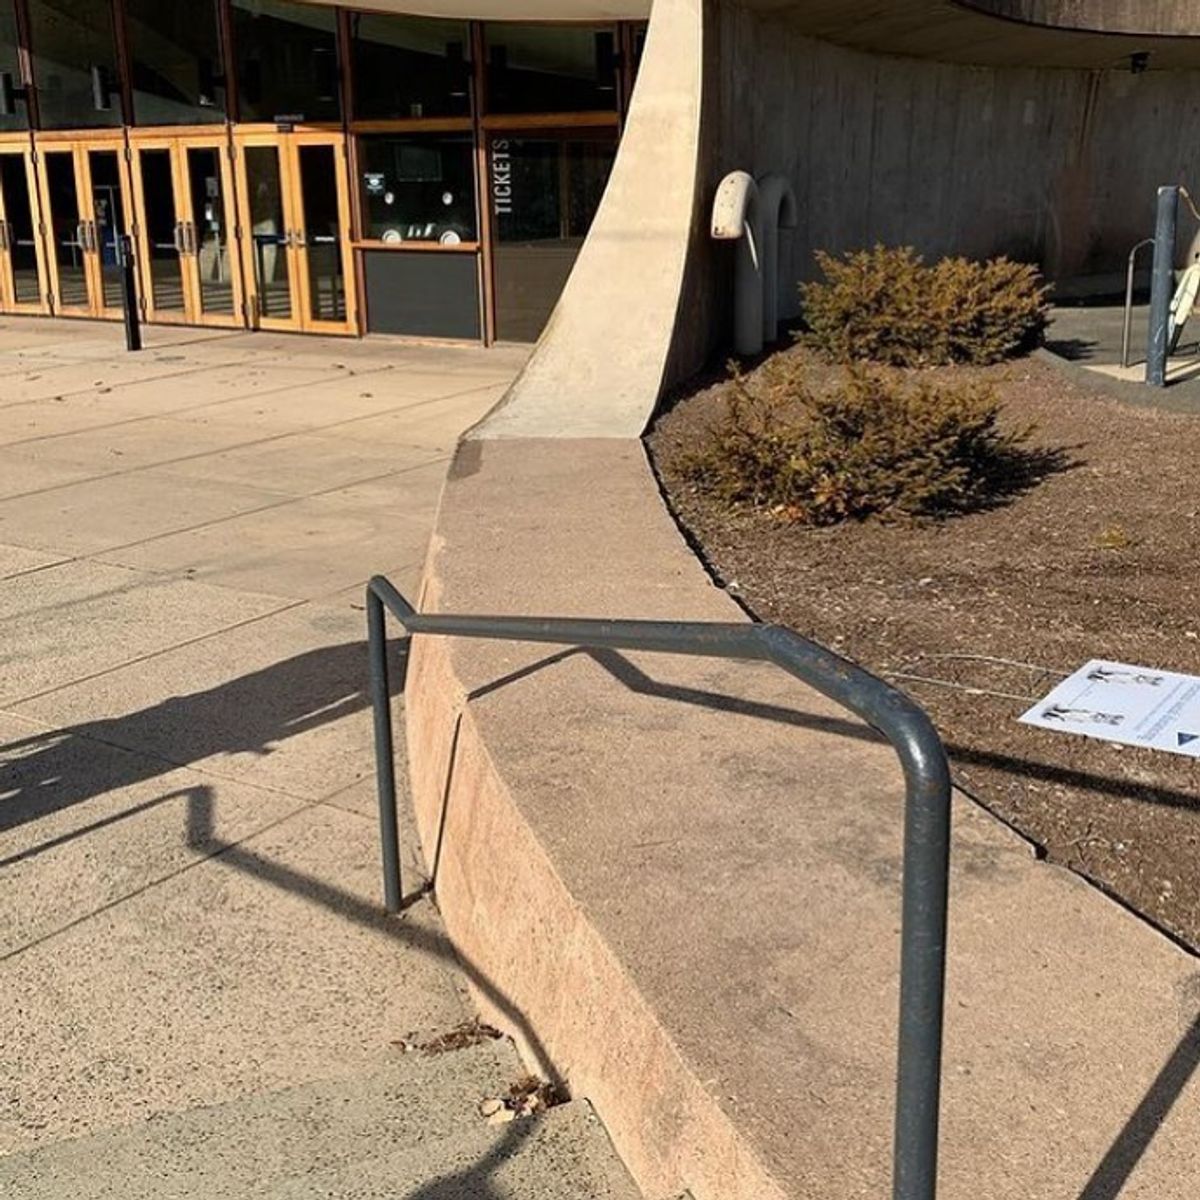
0,0,646,342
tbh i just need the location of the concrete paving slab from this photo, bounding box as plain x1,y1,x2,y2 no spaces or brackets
0,354,263,408
335,384,510,450
0,803,472,1154
0,467,293,556
268,1102,643,1200
168,372,506,436
0,450,96,500
2,417,284,478
0,543,65,579
0,1041,524,1198
0,366,361,450
0,560,286,704
97,476,441,600
150,423,444,495
0,711,306,956
12,600,383,801
0,319,533,1186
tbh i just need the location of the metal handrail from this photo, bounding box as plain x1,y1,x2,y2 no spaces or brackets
1122,237,1155,368
365,573,953,1200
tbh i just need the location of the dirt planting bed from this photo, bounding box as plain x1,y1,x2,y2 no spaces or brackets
648,348,1200,951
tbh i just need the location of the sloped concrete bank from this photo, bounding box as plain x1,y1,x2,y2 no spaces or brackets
405,437,1200,1200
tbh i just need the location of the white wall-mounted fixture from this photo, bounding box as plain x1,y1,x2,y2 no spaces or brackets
711,170,797,356
711,171,762,356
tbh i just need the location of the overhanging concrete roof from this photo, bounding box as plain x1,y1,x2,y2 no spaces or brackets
294,0,1200,68
743,0,1200,68
294,0,651,20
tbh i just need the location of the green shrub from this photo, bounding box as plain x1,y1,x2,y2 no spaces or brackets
800,245,1049,366
682,362,1033,525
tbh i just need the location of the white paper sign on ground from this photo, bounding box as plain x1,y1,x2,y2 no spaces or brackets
1019,659,1200,758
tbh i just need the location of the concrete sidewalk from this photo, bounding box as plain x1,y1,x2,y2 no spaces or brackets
0,318,528,1153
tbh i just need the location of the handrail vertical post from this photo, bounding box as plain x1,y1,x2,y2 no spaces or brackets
364,589,954,1194
367,586,403,913
891,742,952,1200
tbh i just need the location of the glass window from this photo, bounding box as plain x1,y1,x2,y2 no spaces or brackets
27,0,123,128
491,133,615,341
350,13,470,121
357,134,477,245
231,0,340,124
0,1,28,131
483,24,618,114
126,0,226,124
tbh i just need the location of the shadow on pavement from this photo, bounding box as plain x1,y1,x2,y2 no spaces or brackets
4,631,1197,1195
0,640,384,847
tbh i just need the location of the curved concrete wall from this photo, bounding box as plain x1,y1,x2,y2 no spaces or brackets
690,2,1200,356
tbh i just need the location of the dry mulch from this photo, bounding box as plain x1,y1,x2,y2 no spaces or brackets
648,347,1200,952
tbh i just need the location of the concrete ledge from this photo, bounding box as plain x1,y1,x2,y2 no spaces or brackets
406,438,1200,1200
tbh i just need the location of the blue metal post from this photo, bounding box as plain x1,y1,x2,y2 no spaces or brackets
1146,185,1179,387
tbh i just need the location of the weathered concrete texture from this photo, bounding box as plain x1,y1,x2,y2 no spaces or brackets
0,319,532,1167
0,1042,521,1194
270,1102,644,1200
689,0,1200,365
477,0,704,439
0,1052,643,1199
407,436,1200,1200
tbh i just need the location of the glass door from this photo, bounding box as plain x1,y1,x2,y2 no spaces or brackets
85,147,132,319
37,140,132,319
130,140,189,323
290,135,355,335
0,143,49,315
234,132,355,335
180,139,242,327
131,136,244,328
234,134,299,331
39,146,91,315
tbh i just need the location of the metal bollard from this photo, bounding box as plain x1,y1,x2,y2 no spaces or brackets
118,233,141,353
1145,186,1178,387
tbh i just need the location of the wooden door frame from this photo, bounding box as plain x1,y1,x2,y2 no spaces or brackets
127,134,193,326
231,129,303,333
0,140,53,315
175,132,245,329
232,128,356,336
287,131,357,337
35,142,93,318
77,140,136,321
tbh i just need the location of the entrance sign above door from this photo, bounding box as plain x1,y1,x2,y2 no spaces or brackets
1019,658,1200,757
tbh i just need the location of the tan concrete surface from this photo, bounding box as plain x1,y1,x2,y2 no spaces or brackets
0,317,528,1155
407,435,1200,1200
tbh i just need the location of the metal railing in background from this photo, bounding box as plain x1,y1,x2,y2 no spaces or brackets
365,573,954,1200
1121,237,1155,368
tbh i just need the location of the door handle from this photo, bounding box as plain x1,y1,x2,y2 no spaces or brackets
86,221,98,254
291,229,307,249
186,222,198,255
75,222,88,251
173,222,186,254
